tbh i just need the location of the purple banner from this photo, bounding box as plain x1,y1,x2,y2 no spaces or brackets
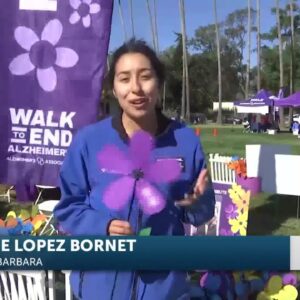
213,183,250,236
0,0,113,199
184,182,250,237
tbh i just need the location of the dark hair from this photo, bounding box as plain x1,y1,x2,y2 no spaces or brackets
108,38,165,88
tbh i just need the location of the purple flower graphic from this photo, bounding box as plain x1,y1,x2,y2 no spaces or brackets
69,0,101,28
220,229,234,236
282,273,297,286
97,131,181,215
225,204,239,220
9,19,79,92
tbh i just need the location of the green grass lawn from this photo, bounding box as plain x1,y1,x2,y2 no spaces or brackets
194,124,300,157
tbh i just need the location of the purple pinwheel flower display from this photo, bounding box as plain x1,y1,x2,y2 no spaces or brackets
97,131,181,215
282,273,297,285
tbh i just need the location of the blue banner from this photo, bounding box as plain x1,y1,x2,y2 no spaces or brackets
0,236,290,270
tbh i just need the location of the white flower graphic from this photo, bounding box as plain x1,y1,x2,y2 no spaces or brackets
69,0,101,28
9,19,79,92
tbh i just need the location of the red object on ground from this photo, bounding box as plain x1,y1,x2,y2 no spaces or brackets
195,127,201,136
213,128,218,137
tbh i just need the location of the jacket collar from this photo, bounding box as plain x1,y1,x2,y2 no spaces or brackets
111,109,172,143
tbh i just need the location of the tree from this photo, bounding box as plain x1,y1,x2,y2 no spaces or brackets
256,0,261,91
213,0,222,124
289,0,295,91
179,0,190,121
224,8,256,97
188,22,241,109
128,0,134,37
259,3,300,93
153,0,159,52
118,0,127,41
245,0,252,99
160,35,183,112
288,0,295,123
146,0,158,52
276,0,285,128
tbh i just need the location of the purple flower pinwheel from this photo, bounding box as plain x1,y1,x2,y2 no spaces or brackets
97,131,181,215
282,273,297,285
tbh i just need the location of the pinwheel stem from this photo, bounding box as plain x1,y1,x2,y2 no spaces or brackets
111,181,137,300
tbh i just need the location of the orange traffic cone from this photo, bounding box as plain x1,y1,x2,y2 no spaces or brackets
195,127,201,136
213,128,218,137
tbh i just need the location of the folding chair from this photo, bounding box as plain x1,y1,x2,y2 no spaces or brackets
242,121,251,133
0,185,14,203
38,200,60,235
35,185,57,205
0,270,47,300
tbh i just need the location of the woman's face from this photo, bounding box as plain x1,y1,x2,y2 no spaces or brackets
113,52,159,119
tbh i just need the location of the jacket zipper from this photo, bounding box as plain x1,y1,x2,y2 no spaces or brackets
79,271,85,299
130,209,143,300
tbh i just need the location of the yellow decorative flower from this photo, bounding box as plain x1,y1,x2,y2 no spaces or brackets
228,183,251,213
228,212,248,236
257,275,298,300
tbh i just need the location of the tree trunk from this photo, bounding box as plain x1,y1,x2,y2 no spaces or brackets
179,0,190,122
163,81,166,111
245,0,251,100
128,0,134,37
256,0,262,123
256,0,261,91
213,0,222,124
118,0,127,41
181,51,186,120
289,0,295,124
276,0,285,129
153,0,159,52
146,0,158,52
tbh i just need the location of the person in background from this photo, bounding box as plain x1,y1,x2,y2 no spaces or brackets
54,39,215,300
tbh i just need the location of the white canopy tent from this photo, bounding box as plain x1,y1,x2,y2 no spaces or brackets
235,105,270,114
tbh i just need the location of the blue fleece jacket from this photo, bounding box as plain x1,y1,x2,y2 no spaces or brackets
54,115,215,300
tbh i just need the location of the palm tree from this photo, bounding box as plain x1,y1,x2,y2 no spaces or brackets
146,0,158,52
256,0,261,91
153,0,159,52
245,0,251,99
213,0,222,124
128,0,134,37
118,0,127,41
288,0,295,124
179,0,190,121
276,0,285,128
151,0,165,110
289,0,295,94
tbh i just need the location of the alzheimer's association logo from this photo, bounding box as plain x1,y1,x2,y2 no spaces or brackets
19,0,57,11
9,19,79,92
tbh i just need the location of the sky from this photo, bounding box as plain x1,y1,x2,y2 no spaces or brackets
108,0,290,66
